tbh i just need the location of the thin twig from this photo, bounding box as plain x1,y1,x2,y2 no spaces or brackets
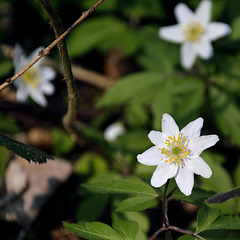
1,44,112,90
148,225,203,240
0,0,104,92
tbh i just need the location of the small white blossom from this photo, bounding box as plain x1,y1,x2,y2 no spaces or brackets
13,44,56,107
159,0,231,69
104,122,125,142
137,113,219,196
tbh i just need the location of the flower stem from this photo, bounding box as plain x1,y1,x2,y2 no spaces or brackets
162,180,172,240
39,0,79,132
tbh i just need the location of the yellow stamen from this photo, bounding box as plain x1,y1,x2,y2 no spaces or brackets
158,132,190,165
22,66,40,89
183,20,205,42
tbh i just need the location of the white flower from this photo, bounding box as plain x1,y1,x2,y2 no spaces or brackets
104,122,125,142
159,0,231,69
137,113,219,196
13,44,56,107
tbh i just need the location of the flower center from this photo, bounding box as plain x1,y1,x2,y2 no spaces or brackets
183,20,205,42
158,132,190,166
22,67,40,89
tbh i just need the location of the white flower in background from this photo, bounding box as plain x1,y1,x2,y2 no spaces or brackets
104,121,125,142
159,0,231,69
137,113,219,196
13,44,56,107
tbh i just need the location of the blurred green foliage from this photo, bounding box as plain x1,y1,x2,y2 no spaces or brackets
1,0,240,239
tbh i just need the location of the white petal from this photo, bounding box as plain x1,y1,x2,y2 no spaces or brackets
137,146,163,166
104,122,125,141
181,42,197,69
40,67,56,82
206,22,232,41
159,25,184,43
161,113,179,136
181,117,203,139
188,135,219,156
196,37,213,59
148,130,167,147
175,165,194,196
195,0,212,27
29,90,47,107
40,82,55,95
151,162,178,188
16,85,29,102
14,44,25,73
175,3,194,25
186,156,212,178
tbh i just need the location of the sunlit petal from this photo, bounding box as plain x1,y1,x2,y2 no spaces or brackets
137,146,163,166
188,135,219,156
148,130,167,147
162,113,179,136
159,25,184,43
175,3,194,25
195,0,211,27
40,67,56,82
181,117,203,139
181,42,197,69
175,166,194,196
187,156,212,178
207,22,232,41
196,37,213,59
151,162,178,188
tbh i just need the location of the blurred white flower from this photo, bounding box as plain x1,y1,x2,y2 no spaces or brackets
137,113,219,196
13,44,56,107
159,0,231,69
104,122,125,142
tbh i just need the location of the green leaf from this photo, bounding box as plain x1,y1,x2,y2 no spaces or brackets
203,215,240,231
52,128,75,156
0,133,52,164
231,15,240,40
76,194,109,222
75,152,108,176
0,147,8,178
97,71,164,107
113,219,139,240
82,177,158,197
116,196,157,212
210,86,240,147
177,235,196,240
112,209,149,240
151,80,174,130
67,16,140,58
137,28,179,72
0,59,12,78
172,187,215,206
124,103,148,128
0,114,19,133
197,207,221,232
117,130,151,153
200,152,235,214
63,221,123,240
201,152,233,193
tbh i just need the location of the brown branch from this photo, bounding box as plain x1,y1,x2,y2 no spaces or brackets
0,0,104,92
1,44,112,90
149,225,203,240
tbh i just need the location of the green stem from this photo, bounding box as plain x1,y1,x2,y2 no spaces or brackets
39,0,79,132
